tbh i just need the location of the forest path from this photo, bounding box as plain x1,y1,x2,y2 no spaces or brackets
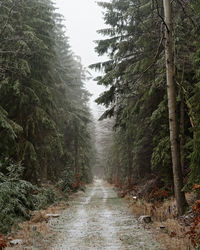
49,179,160,250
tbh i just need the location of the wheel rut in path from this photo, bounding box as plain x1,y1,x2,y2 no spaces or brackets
49,179,160,250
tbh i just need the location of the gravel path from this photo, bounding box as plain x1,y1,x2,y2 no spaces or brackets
48,179,160,250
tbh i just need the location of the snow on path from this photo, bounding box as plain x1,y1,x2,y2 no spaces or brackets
49,179,160,250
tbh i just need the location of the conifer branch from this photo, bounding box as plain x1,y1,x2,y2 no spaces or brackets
128,31,164,91
0,51,17,54
175,79,195,128
0,0,17,37
176,0,196,28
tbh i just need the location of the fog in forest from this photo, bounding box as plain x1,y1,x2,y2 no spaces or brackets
0,1,199,248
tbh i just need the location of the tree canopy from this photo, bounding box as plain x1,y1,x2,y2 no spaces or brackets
0,0,94,191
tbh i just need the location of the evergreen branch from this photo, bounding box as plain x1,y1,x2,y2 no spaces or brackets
110,33,165,110
175,61,195,129
129,32,164,91
175,79,195,128
0,51,17,54
176,0,196,28
0,0,17,37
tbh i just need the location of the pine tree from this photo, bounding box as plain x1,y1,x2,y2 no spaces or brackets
92,0,197,214
163,0,187,215
0,0,94,186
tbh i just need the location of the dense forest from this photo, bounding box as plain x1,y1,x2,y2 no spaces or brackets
91,0,200,216
1,0,200,246
0,0,94,233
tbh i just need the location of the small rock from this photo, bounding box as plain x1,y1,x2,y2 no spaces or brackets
45,213,60,222
32,225,37,231
138,215,152,223
132,196,137,200
10,239,23,245
46,214,60,218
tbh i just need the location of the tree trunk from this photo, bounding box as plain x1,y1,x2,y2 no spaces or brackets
128,143,132,188
163,0,187,215
44,157,47,180
74,136,80,188
180,94,185,175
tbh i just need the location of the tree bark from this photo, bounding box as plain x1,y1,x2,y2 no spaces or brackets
180,94,185,175
128,150,132,188
44,157,47,180
163,0,187,215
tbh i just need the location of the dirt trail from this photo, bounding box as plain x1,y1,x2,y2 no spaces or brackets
49,179,160,250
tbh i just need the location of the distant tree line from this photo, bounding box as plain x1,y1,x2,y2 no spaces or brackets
91,0,200,215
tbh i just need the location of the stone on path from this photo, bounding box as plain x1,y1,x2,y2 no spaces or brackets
10,239,23,245
138,215,152,223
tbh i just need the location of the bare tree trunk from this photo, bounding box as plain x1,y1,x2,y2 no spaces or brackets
163,0,187,215
44,158,47,180
180,94,185,175
127,140,132,188
74,137,79,174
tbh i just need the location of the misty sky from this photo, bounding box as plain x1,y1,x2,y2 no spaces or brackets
55,0,108,115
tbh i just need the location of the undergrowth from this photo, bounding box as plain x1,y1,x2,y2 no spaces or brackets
0,158,57,234
0,158,35,234
59,167,74,193
120,181,197,249
0,157,85,235
33,186,56,210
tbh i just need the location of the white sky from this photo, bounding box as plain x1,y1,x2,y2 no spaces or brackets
54,0,108,116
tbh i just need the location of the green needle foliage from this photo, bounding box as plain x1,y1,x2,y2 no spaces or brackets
92,0,200,198
0,0,94,233
0,159,35,234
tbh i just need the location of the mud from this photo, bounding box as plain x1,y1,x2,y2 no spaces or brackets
49,179,160,250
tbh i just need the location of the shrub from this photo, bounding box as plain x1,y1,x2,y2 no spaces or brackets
0,158,58,234
33,186,56,209
0,158,35,234
59,167,74,194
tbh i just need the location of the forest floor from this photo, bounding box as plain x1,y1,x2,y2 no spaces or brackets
6,179,161,250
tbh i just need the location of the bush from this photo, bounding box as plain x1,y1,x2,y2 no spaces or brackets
0,158,35,234
59,167,74,194
0,158,58,234
33,186,56,209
